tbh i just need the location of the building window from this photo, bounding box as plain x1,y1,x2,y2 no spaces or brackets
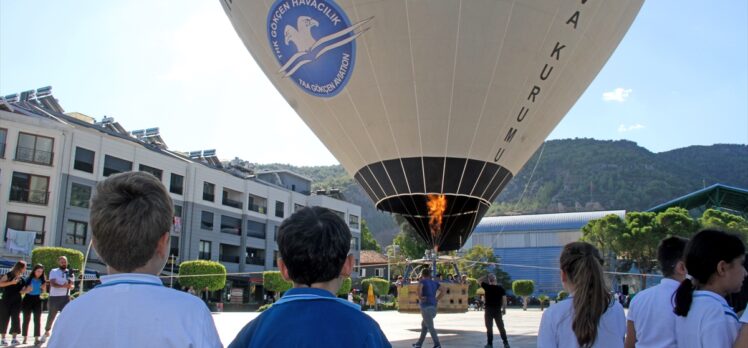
199,240,211,260
170,174,184,195
246,220,266,239
375,268,383,277
220,215,242,235
65,220,87,245
70,183,92,208
275,201,285,218
203,182,215,202
274,226,278,241
103,155,132,177
273,251,279,268
6,213,45,245
246,247,265,266
170,236,180,258
138,164,163,181
248,195,267,214
174,204,182,217
9,172,50,205
294,203,305,212
15,132,53,165
351,237,359,251
73,147,95,173
201,211,214,230
349,214,359,229
0,128,7,158
332,210,346,222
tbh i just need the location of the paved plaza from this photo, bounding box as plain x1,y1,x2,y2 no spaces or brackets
214,308,544,348
24,307,545,347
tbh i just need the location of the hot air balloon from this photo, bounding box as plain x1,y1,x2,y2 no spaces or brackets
221,0,643,251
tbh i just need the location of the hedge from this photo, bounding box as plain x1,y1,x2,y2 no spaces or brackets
337,277,352,296
361,277,390,296
512,280,535,297
467,277,480,298
263,271,292,293
31,247,84,277
178,260,226,291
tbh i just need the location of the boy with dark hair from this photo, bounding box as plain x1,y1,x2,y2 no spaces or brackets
625,236,689,348
414,268,442,348
47,172,221,347
229,206,390,348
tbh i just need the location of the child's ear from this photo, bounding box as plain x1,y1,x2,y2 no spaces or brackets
278,259,292,281
340,255,354,277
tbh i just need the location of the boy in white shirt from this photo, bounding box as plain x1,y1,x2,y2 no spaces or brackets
625,236,688,348
48,172,222,348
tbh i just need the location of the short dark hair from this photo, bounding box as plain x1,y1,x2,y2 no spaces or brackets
421,268,431,277
277,206,351,286
90,171,173,272
657,236,688,277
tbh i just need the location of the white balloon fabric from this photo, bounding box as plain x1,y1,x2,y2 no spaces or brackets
221,0,643,250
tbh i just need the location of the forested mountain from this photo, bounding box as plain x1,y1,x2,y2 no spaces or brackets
251,140,748,245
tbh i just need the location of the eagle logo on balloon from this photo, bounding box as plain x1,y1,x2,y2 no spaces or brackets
279,15,372,78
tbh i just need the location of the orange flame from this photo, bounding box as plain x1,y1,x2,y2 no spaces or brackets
426,194,447,245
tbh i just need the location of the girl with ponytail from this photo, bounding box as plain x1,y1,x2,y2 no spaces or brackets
538,242,625,348
673,229,746,348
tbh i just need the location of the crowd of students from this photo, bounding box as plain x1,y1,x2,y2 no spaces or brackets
0,171,745,347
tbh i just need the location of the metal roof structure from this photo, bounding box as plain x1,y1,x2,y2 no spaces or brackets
474,210,626,234
646,184,748,215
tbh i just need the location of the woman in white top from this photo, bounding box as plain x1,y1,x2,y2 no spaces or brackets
538,242,625,348
673,229,746,348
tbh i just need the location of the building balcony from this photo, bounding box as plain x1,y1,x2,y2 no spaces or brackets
9,187,49,205
15,146,53,166
248,204,266,214
222,197,243,210
220,255,240,264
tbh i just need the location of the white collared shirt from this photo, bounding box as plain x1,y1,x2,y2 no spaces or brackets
48,268,69,297
742,310,748,324
538,296,626,348
675,290,740,348
627,278,680,348
47,273,222,348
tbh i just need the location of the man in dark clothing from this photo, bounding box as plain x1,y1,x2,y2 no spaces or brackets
480,274,510,348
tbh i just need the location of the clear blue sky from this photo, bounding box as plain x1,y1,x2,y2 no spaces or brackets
1,1,746,166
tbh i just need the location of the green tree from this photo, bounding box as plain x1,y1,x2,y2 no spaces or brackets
512,280,535,310
699,209,748,238
361,277,390,296
467,277,480,298
581,214,626,263
360,220,381,251
392,215,430,260
657,207,699,238
459,245,511,288
178,260,226,292
337,277,352,296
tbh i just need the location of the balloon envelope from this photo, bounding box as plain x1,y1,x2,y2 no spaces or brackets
221,0,643,250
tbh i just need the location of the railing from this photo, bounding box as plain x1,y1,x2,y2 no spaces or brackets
15,146,53,165
245,257,265,266
9,187,49,205
248,204,267,214
222,197,243,209
220,255,240,264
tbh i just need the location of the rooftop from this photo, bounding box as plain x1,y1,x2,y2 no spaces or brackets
474,210,626,234
359,250,388,265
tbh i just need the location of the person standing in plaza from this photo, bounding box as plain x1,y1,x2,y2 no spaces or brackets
47,171,221,347
625,236,688,348
229,206,390,348
21,264,46,345
0,260,27,346
537,242,626,348
479,273,510,348
673,230,746,348
413,268,442,348
43,256,73,342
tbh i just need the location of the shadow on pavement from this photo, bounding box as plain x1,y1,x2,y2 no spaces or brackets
391,330,537,348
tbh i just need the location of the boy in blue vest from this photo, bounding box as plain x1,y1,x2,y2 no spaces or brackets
229,207,391,348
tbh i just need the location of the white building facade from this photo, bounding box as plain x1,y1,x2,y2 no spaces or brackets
0,88,362,278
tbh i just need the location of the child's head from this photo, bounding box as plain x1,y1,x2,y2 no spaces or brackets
421,268,431,278
559,242,610,348
674,229,746,316
657,236,688,279
277,206,352,286
90,171,173,273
